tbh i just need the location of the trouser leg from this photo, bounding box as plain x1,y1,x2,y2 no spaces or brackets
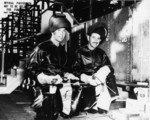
42,92,62,120
81,86,96,110
95,84,112,111
60,83,72,115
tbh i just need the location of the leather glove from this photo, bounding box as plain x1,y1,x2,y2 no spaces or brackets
80,73,101,86
64,72,79,81
94,66,110,83
37,72,63,84
53,74,63,84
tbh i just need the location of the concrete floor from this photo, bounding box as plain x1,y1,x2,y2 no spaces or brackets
0,89,117,120
0,90,35,120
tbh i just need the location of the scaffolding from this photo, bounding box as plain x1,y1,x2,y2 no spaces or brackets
0,3,41,56
0,0,80,85
0,1,42,84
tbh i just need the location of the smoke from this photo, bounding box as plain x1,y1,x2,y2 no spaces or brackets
110,41,125,63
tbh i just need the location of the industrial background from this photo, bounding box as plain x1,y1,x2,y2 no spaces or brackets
0,0,150,120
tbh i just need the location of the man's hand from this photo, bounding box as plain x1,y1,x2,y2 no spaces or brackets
32,94,44,108
64,72,79,81
37,72,50,84
53,74,63,84
37,73,63,84
80,73,101,86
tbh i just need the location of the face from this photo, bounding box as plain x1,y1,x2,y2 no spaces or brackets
88,33,101,50
52,28,67,43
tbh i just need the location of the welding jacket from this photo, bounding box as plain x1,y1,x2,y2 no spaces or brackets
72,45,119,111
73,45,114,77
26,40,69,80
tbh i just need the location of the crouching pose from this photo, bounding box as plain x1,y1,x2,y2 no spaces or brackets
26,14,77,120
72,22,119,114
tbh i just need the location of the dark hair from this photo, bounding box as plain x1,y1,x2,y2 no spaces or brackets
92,27,106,37
87,22,108,43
